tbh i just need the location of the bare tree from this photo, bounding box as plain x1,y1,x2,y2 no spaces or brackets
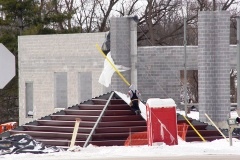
115,0,140,16
137,0,182,46
74,0,98,32
37,0,77,31
96,0,119,32
74,0,120,32
196,0,239,11
180,70,198,103
74,0,142,32
145,0,154,45
64,0,75,29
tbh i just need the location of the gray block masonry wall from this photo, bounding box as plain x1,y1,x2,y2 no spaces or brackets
18,33,106,125
18,11,237,128
198,11,230,127
109,17,198,105
109,11,234,128
78,72,92,102
110,17,132,93
137,46,198,106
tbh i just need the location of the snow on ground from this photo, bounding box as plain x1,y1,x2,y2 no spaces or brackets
1,138,240,160
1,111,240,160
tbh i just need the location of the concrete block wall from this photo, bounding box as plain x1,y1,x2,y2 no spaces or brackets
18,33,106,125
198,11,230,127
137,46,198,106
110,11,233,127
110,17,131,93
18,11,237,128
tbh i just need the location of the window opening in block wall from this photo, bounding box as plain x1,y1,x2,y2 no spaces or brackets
25,82,33,118
180,70,198,111
54,72,68,108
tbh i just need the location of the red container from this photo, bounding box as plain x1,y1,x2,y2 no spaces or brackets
146,98,178,146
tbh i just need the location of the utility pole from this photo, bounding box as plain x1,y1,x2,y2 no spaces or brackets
237,17,240,113
184,17,188,116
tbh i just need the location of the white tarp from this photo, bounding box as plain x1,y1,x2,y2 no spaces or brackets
98,52,130,87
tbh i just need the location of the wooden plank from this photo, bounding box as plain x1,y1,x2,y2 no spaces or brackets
205,113,228,142
70,118,81,147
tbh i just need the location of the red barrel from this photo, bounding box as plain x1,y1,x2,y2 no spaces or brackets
146,98,178,146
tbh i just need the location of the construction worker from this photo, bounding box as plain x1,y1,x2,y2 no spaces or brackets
236,117,240,123
127,84,141,115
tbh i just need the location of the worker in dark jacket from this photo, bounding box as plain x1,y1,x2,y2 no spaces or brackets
236,117,240,123
127,84,141,115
